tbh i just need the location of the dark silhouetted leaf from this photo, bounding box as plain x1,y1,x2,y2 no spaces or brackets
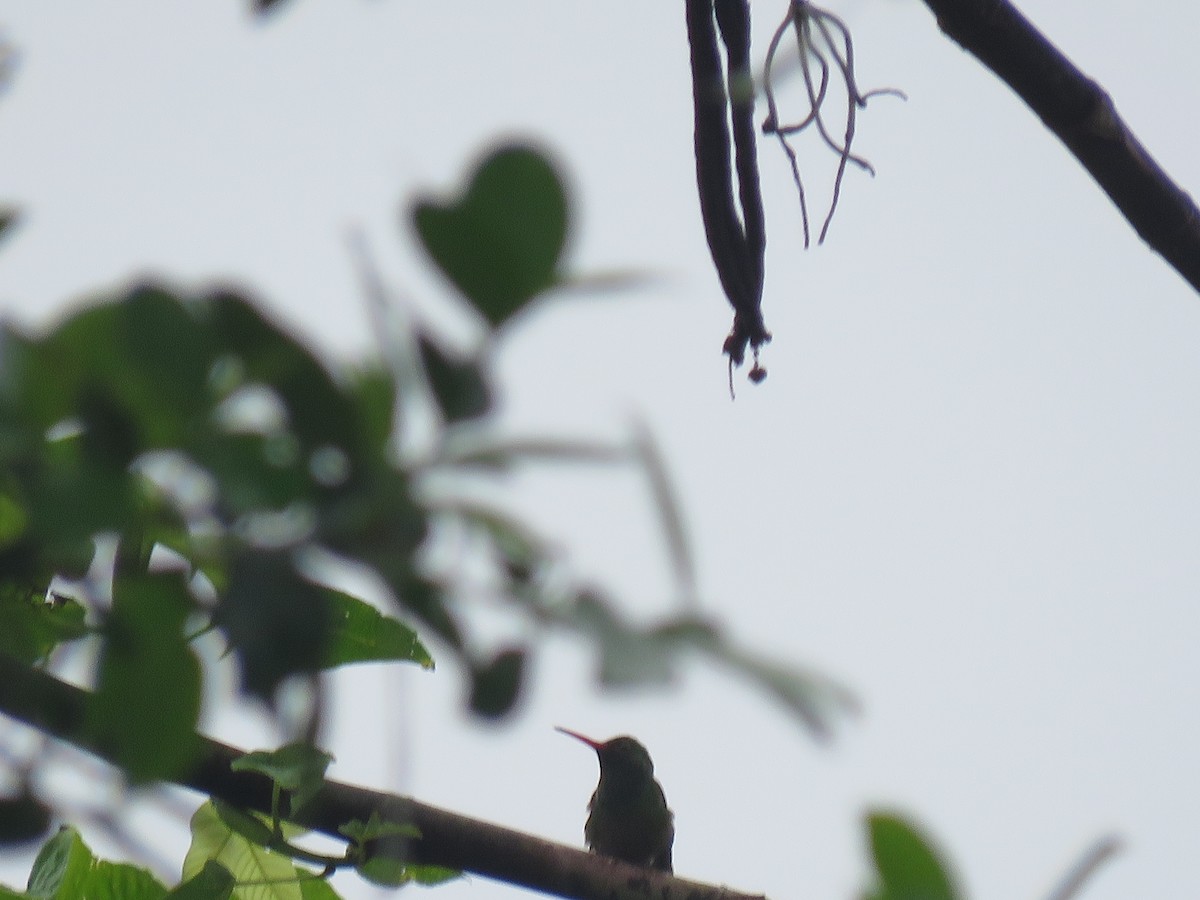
215,551,333,700
316,468,427,573
0,208,19,247
204,291,362,459
192,431,315,518
417,334,491,423
0,794,51,846
413,145,568,326
468,647,525,718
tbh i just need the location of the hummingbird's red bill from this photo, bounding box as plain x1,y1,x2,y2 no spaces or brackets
555,726,603,750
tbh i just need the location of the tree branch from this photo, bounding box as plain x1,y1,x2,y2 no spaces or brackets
920,0,1200,293
0,654,765,900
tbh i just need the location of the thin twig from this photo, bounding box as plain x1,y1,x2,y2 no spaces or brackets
761,0,903,243
630,419,698,610
1043,836,1122,900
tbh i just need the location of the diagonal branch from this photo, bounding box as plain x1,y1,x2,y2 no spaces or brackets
921,0,1200,293
0,653,765,900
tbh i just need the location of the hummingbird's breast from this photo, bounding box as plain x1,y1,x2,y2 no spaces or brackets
584,781,675,872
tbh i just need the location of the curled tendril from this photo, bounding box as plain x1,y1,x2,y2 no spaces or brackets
762,0,905,245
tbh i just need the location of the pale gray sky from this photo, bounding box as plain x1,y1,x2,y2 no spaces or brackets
2,2,1200,899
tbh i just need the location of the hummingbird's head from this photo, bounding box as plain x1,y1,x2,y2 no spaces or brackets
556,727,657,780
597,736,655,780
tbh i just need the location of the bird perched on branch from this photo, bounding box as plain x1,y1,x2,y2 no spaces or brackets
556,727,675,873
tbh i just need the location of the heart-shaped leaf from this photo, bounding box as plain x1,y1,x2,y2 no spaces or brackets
412,145,568,327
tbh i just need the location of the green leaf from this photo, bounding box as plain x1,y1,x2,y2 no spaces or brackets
468,647,525,718
183,802,303,900
712,642,858,740
342,813,427,887
567,591,686,687
416,334,491,423
338,813,419,846
166,860,235,900
343,367,395,454
563,590,857,738
413,145,568,326
26,827,95,899
23,434,137,562
320,589,433,670
192,431,315,518
296,874,342,900
84,861,168,900
212,801,277,849
407,865,461,886
39,286,217,449
203,292,363,459
87,571,202,782
231,744,333,813
865,812,960,900
460,504,547,583
214,551,333,701
356,843,459,890
0,589,88,665
355,856,410,889
315,467,426,564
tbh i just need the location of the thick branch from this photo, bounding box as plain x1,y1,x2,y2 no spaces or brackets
921,0,1200,293
0,654,764,900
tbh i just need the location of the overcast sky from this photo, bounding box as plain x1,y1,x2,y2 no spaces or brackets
3,2,1200,899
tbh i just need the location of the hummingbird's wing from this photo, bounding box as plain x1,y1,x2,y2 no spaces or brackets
652,784,675,873
652,842,673,873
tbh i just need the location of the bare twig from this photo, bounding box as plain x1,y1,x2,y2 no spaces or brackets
1043,836,1122,900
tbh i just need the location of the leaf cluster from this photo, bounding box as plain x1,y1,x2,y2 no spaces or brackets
0,144,853,898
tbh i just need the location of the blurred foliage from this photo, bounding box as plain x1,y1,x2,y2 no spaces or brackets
230,743,333,813
0,142,854,894
0,209,17,247
0,141,849,738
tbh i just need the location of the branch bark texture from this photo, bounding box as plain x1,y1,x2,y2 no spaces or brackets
0,654,764,900
921,0,1200,292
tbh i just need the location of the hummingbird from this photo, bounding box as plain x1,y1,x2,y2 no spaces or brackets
556,727,675,873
